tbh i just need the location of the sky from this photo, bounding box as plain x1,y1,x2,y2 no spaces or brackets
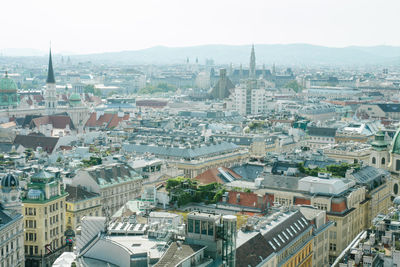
2,0,400,55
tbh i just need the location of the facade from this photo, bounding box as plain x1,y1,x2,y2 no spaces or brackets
69,163,143,216
236,210,313,267
256,174,373,264
306,127,337,149
65,185,102,232
0,174,24,267
22,171,68,267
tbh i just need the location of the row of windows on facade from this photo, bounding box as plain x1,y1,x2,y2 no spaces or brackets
25,202,63,216
0,224,21,243
187,219,214,236
371,157,386,165
25,213,63,229
66,199,100,211
24,237,62,256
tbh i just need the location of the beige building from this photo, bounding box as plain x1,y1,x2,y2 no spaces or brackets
68,163,143,216
23,171,68,267
323,142,371,164
256,174,378,264
65,185,102,232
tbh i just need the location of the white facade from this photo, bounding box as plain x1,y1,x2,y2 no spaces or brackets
233,87,267,115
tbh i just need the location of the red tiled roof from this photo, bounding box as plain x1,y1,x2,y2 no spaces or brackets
85,112,129,129
294,197,311,205
226,191,267,210
194,167,241,185
31,115,75,130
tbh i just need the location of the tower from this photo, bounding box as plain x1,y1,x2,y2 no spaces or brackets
370,130,389,169
45,48,57,115
1,173,21,215
249,44,256,80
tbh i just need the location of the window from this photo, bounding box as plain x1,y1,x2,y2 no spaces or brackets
208,222,214,236
382,157,386,165
329,243,336,251
188,219,193,233
396,160,400,171
194,220,200,234
201,221,207,235
372,157,376,164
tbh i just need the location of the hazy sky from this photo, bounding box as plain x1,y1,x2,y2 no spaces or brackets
2,0,399,54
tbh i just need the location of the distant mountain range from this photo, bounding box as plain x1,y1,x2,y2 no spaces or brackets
3,44,400,66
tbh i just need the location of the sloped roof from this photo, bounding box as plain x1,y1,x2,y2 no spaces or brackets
66,185,100,202
123,142,238,160
31,115,75,130
377,103,400,113
307,126,337,137
352,166,388,184
195,167,241,185
83,164,141,187
85,112,129,129
13,134,59,153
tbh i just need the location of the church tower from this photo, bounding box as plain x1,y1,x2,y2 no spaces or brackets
249,44,256,80
1,174,21,215
45,48,57,115
369,130,389,169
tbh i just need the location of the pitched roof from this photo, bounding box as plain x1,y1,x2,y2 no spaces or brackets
236,233,272,267
82,163,141,187
85,112,129,129
31,115,75,130
377,103,400,113
46,49,55,84
194,167,241,185
13,134,59,153
65,185,100,202
307,126,337,137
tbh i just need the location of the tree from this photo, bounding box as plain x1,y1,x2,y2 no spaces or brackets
284,80,302,93
84,84,102,96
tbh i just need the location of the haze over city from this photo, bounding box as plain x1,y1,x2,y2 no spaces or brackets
2,0,400,55
2,1,400,267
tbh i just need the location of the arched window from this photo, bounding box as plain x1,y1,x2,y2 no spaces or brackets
372,157,376,164
382,157,386,165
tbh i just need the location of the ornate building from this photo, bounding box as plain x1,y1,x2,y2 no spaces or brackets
22,171,68,267
0,72,19,109
0,174,24,267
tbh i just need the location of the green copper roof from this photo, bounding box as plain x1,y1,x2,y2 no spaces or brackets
69,93,81,101
392,128,400,154
372,130,388,151
0,72,17,91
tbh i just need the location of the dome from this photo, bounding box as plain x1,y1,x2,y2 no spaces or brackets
392,128,400,154
69,93,81,102
394,196,400,205
1,173,19,188
0,72,17,91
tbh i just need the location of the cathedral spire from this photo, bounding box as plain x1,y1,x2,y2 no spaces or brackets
46,48,55,84
249,44,256,79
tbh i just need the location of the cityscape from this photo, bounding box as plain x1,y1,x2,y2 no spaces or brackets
2,1,400,267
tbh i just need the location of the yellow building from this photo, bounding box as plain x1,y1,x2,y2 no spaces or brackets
65,184,102,232
22,171,68,267
236,210,314,267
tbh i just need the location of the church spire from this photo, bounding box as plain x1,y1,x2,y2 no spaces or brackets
249,44,256,79
46,48,55,84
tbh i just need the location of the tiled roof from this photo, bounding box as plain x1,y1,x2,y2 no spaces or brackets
84,164,141,187
307,126,337,137
194,167,241,185
123,142,239,160
377,103,400,113
31,115,75,130
14,134,59,153
66,184,100,202
85,112,129,129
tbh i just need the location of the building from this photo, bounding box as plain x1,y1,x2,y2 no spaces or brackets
0,71,19,109
236,209,313,267
65,185,102,233
356,103,400,120
68,163,143,216
123,142,249,178
306,126,337,149
209,69,234,99
256,174,369,264
22,170,68,267
0,174,24,267
334,198,400,266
